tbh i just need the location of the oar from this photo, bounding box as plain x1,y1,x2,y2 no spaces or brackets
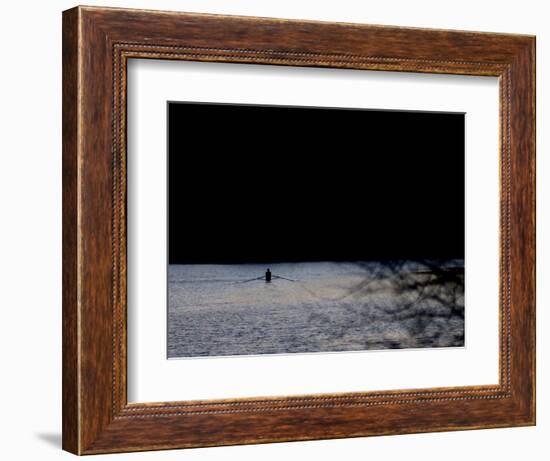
272,275,297,282
236,276,265,283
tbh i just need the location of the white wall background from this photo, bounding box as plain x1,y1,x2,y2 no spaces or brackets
0,1,545,459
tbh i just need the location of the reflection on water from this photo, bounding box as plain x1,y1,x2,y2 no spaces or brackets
167,260,464,358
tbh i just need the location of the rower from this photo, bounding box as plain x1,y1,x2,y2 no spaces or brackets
265,268,272,282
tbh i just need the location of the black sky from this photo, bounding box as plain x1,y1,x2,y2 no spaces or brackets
168,102,464,264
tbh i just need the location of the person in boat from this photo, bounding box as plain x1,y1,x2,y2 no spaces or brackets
265,268,272,282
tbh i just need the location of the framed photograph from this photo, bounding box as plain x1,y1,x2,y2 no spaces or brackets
62,6,535,455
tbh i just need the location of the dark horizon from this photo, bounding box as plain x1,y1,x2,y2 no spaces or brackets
168,102,465,265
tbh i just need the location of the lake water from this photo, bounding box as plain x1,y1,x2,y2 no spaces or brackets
167,260,464,358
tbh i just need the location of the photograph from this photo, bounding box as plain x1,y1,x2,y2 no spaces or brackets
53,3,536,456
167,102,465,358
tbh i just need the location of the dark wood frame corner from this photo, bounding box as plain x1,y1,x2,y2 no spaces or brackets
62,5,536,455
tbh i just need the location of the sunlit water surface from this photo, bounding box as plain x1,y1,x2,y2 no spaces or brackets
168,261,464,358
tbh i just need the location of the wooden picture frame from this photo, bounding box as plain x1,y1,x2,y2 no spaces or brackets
62,5,535,455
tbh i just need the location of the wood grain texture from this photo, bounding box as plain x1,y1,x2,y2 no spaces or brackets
62,5,536,455
62,7,79,454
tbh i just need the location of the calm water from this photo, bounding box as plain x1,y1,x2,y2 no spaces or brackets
168,260,464,358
